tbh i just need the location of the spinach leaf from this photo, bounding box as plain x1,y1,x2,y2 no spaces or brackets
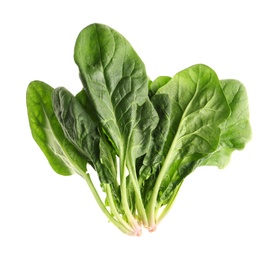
74,23,158,156
75,89,99,124
139,93,171,205
201,79,252,168
145,64,231,229
26,81,87,176
74,23,159,232
52,87,118,189
148,76,171,97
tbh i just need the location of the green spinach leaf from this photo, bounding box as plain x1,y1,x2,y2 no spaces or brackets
145,64,231,229
52,87,118,188
26,81,87,176
201,79,252,168
74,23,159,232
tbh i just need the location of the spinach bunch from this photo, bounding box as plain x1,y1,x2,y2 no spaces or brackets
26,23,251,236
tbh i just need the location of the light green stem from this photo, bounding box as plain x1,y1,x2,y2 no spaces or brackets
83,173,134,235
105,184,134,234
156,183,182,225
119,153,142,236
146,160,172,230
146,134,180,230
127,160,148,227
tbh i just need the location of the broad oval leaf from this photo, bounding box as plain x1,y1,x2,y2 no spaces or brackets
74,23,158,161
26,81,87,176
158,64,231,163
154,64,231,203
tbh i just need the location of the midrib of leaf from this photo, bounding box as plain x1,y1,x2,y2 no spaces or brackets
96,30,141,160
41,104,85,176
146,100,194,228
146,125,180,229
95,27,133,153
76,24,149,233
103,66,142,232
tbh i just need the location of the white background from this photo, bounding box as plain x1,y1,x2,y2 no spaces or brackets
1,0,277,259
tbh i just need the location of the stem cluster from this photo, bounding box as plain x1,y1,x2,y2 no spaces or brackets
83,156,178,236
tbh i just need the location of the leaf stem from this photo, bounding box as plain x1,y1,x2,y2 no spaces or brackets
105,184,135,234
127,160,148,228
83,173,134,235
156,183,182,225
119,153,142,236
146,135,180,230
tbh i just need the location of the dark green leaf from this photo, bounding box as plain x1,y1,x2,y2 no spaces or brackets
75,89,99,124
52,87,118,188
74,23,158,160
139,94,171,183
